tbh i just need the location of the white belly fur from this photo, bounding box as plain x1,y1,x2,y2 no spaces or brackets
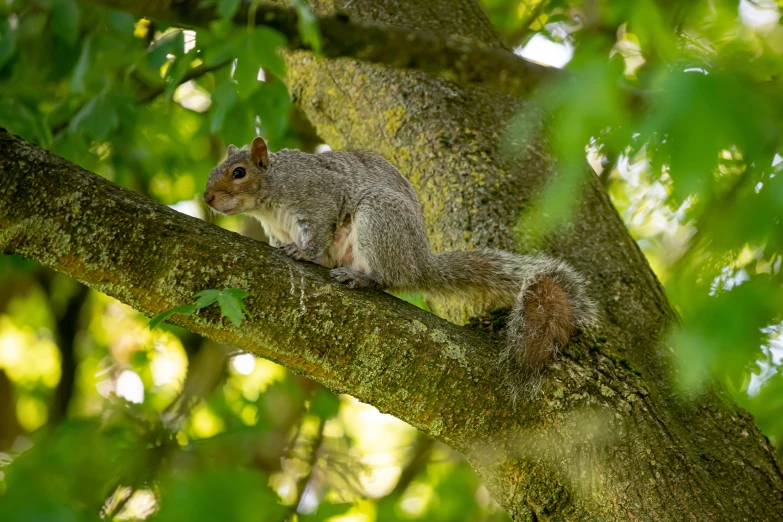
248,207,371,275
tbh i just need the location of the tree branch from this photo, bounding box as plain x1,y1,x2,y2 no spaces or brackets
90,0,555,98
0,128,509,452
4,127,783,520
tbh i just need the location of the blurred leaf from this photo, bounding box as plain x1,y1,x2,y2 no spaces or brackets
50,0,81,47
0,99,48,144
310,389,340,420
210,81,238,134
152,467,285,522
393,292,432,312
0,19,17,68
0,420,148,520
252,80,292,145
250,27,287,79
69,34,92,94
288,0,322,54
68,93,119,140
300,503,353,521
164,49,199,100
216,0,241,20
107,9,137,35
148,30,185,70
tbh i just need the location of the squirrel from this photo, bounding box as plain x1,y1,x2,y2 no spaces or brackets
203,137,598,398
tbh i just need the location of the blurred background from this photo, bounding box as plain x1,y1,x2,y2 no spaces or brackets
1,0,783,520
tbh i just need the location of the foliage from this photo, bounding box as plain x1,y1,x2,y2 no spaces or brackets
1,0,783,519
149,288,252,330
494,0,783,444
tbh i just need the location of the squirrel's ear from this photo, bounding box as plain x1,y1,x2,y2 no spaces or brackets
250,137,269,168
227,144,238,155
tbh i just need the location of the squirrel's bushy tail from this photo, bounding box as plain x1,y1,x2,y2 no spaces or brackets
424,250,598,397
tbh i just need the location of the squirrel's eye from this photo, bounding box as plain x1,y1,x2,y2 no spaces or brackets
232,167,246,179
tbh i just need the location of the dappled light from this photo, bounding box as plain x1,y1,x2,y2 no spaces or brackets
1,0,783,519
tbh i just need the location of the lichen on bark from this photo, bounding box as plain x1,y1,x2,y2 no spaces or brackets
5,0,783,517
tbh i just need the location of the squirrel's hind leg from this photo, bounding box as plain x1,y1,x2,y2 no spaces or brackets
330,268,383,291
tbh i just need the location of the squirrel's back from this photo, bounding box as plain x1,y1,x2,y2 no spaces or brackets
272,148,419,202
205,139,598,401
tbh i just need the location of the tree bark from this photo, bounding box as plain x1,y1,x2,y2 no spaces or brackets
2,125,782,520
4,0,783,518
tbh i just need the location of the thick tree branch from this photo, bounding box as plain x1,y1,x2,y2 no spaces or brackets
91,0,555,98
3,129,783,520
0,128,508,449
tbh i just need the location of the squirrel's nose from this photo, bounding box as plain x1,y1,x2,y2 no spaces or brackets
203,192,215,205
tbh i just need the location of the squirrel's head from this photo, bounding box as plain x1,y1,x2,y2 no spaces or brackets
203,137,270,215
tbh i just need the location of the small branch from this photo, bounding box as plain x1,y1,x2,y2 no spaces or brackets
47,281,90,426
136,59,232,103
504,0,551,48
287,414,327,519
162,342,231,426
388,434,435,498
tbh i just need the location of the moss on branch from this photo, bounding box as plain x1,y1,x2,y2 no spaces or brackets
2,128,783,520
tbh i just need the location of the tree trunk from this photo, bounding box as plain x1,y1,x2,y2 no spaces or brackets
282,0,783,517
3,0,783,518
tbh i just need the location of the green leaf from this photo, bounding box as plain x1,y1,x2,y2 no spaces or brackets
69,34,92,94
217,292,244,327
50,0,81,47
68,94,119,140
233,32,262,98
223,288,249,299
216,0,241,20
149,310,175,330
107,9,136,35
252,80,292,144
225,288,252,319
210,81,238,134
172,303,197,315
194,289,221,309
221,100,255,148
252,27,286,78
201,30,241,67
0,19,17,68
164,49,198,100
310,389,340,420
0,99,48,144
149,303,196,330
288,0,322,54
148,30,184,70
155,467,285,522
300,503,353,521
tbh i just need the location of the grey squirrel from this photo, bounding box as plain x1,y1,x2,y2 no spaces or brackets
203,137,598,398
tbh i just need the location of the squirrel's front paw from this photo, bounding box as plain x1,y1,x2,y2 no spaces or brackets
281,243,311,261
